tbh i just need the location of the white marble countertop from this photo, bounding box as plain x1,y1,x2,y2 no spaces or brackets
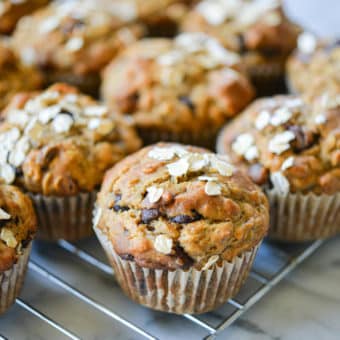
217,236,340,340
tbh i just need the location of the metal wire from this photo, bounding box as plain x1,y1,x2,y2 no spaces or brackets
4,239,324,339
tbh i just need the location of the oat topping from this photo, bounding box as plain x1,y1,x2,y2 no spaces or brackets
297,32,317,55
157,33,240,69
201,255,219,270
281,156,294,171
146,186,164,204
0,228,17,248
268,131,295,155
270,171,290,194
196,0,280,27
204,181,222,196
270,107,293,126
314,114,327,125
255,110,271,130
0,208,11,220
0,88,115,185
154,234,173,255
232,133,259,161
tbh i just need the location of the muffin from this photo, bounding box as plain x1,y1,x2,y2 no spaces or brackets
181,0,301,95
11,0,145,96
217,94,340,241
0,39,42,111
94,143,269,314
0,185,36,314
0,83,141,241
287,32,340,95
0,0,49,34
101,33,255,148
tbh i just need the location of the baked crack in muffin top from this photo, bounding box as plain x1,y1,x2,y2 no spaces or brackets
0,185,36,272
96,143,269,270
217,93,340,195
102,33,254,134
0,83,141,196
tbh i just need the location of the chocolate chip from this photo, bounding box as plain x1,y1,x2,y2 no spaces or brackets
170,211,202,224
237,34,247,54
114,194,122,203
248,163,269,185
173,244,194,270
15,167,23,177
120,254,134,261
288,125,318,152
141,208,160,224
119,93,139,114
113,205,129,212
179,95,195,112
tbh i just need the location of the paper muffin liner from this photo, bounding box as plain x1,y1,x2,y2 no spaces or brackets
0,243,32,314
137,128,219,150
94,227,260,314
30,191,97,242
266,188,340,242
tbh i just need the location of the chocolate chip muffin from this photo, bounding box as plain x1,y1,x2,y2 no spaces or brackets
101,33,255,148
0,83,141,241
0,39,42,111
287,32,340,95
0,0,49,34
11,0,145,96
94,143,269,314
217,93,340,241
181,0,300,95
0,184,36,314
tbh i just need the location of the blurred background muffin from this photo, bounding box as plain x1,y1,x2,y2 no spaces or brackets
287,32,340,95
0,39,42,111
0,0,49,34
94,143,269,314
0,83,141,241
181,0,301,95
217,93,340,241
11,0,145,96
0,185,36,314
101,32,254,148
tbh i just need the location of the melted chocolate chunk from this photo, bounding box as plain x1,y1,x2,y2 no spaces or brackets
237,34,247,54
288,125,318,152
170,211,202,224
173,244,194,270
179,95,195,112
114,194,122,203
141,208,160,224
113,205,129,212
120,254,134,261
248,163,269,185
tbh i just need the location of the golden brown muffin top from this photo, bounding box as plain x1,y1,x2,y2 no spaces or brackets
0,39,42,110
217,93,340,195
101,33,254,133
11,0,146,75
181,0,299,59
287,33,340,95
0,185,36,272
0,0,49,34
0,83,141,196
96,143,269,270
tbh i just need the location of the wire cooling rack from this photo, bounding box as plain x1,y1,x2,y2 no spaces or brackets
0,237,324,339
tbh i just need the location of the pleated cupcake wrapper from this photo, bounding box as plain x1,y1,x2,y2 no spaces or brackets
30,191,97,242
138,128,218,150
0,243,32,314
266,188,340,242
94,227,259,314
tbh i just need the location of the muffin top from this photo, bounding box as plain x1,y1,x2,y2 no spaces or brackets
95,143,269,270
11,0,145,75
217,93,340,195
0,0,49,34
181,0,299,61
0,83,141,196
287,33,340,95
101,33,254,133
0,185,36,272
0,39,42,111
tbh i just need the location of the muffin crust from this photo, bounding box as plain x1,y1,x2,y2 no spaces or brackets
96,143,269,270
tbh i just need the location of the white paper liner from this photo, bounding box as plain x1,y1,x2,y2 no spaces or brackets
0,243,32,314
266,188,340,242
30,191,97,241
138,128,218,149
94,227,259,314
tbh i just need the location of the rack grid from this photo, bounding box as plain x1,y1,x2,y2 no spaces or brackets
0,237,325,339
